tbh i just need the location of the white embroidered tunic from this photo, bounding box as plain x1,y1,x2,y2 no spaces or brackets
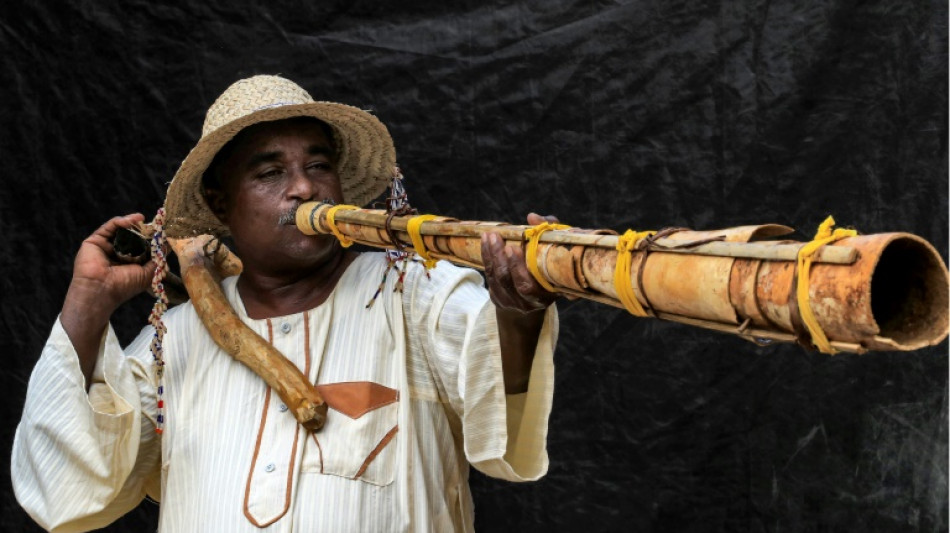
13,253,557,532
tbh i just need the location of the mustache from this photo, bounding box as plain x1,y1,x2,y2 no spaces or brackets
278,204,301,226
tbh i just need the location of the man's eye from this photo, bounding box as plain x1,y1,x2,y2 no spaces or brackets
307,161,333,172
259,169,284,179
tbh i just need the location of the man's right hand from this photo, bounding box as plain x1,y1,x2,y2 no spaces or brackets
70,214,157,309
61,214,157,387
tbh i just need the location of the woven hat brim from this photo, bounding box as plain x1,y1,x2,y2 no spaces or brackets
164,102,396,238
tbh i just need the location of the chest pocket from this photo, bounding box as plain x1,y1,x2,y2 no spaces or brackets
302,381,399,486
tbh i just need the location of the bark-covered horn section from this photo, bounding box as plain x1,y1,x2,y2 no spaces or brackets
168,235,328,432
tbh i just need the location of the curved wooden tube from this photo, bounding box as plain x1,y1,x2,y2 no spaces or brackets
169,235,327,431
297,201,949,353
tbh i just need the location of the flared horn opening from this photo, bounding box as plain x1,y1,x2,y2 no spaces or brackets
870,235,949,350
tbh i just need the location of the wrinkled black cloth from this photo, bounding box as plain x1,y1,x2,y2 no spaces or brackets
0,1,945,531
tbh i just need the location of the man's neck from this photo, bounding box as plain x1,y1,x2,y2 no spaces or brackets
236,250,358,319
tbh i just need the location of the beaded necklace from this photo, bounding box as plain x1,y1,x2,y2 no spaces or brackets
147,208,169,434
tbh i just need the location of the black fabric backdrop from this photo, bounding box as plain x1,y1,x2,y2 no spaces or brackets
0,1,946,532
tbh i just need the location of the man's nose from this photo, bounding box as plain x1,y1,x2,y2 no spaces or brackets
286,166,316,200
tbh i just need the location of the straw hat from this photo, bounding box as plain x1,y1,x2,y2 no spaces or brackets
163,75,397,237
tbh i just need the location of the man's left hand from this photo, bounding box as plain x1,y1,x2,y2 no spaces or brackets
482,213,559,394
481,213,559,313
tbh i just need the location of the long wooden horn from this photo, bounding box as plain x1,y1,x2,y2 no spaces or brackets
139,201,947,433
297,201,949,354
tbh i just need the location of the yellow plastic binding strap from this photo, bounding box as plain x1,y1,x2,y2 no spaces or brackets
407,214,439,269
325,204,360,248
613,229,656,317
796,216,857,354
523,222,571,293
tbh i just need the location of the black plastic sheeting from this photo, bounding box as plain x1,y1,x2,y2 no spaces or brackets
1,1,946,531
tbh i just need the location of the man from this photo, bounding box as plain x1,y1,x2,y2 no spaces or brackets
13,75,558,532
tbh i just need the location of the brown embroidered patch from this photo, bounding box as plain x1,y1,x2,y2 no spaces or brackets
310,433,325,474
353,425,399,480
243,314,310,528
316,381,398,419
242,386,273,527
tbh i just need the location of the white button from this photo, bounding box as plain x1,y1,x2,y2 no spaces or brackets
264,463,276,473
280,322,292,334
279,404,288,412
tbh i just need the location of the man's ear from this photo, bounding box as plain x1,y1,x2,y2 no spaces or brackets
204,186,229,225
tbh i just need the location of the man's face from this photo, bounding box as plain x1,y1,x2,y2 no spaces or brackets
208,118,344,274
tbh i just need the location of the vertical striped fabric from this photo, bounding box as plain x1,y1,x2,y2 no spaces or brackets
12,253,557,532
